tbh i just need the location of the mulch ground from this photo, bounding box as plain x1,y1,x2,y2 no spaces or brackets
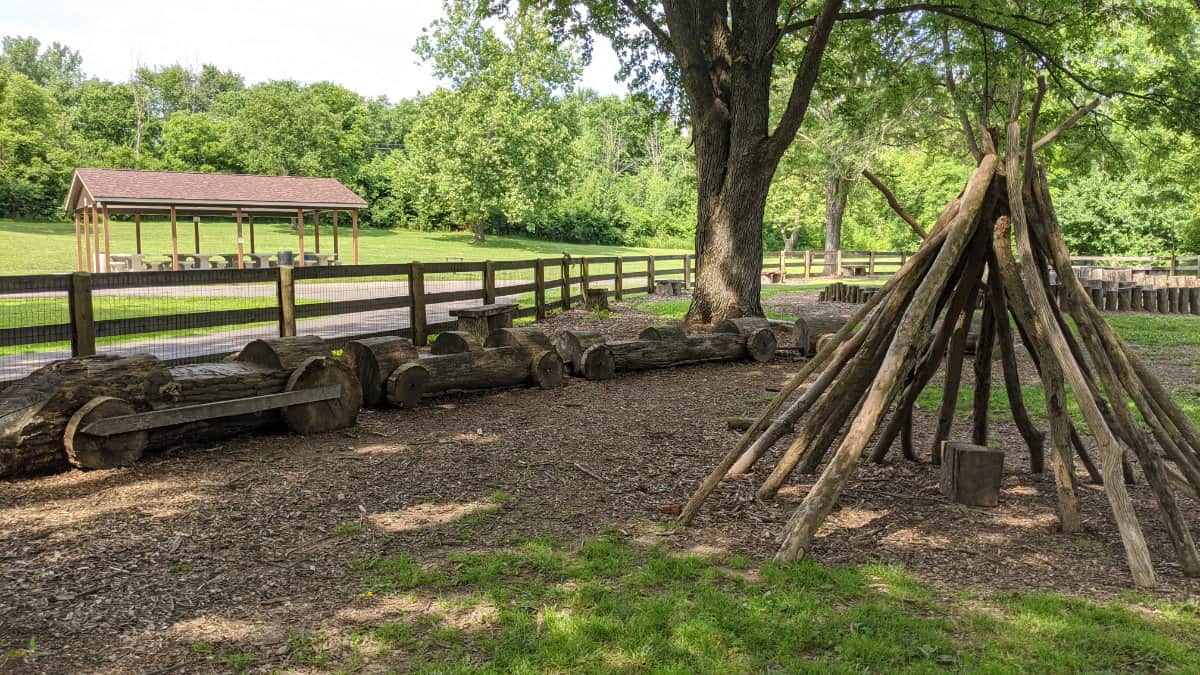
2,290,1199,673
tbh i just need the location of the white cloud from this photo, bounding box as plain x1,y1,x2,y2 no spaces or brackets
4,0,627,100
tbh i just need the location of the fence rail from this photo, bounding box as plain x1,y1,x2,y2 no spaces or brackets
4,248,1198,383
0,253,693,383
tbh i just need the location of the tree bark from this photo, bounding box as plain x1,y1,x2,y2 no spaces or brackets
823,171,851,274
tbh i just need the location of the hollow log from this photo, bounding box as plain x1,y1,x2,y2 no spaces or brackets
430,331,484,356
0,355,173,477
237,335,330,370
555,331,607,375
341,336,419,407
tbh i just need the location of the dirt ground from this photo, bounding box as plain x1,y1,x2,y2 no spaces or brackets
2,290,1200,673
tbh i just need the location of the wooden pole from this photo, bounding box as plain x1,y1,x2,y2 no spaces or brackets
276,265,296,337
235,208,245,269
74,210,83,271
92,203,101,272
296,208,306,267
249,214,256,253
134,213,142,254
351,209,359,264
83,206,92,272
170,206,179,271
68,272,95,356
332,211,339,260
313,209,320,254
102,205,111,273
410,261,427,346
193,216,200,254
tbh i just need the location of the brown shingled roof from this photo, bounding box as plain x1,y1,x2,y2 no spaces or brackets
66,168,367,213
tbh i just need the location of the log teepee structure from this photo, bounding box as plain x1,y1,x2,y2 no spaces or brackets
681,78,1200,588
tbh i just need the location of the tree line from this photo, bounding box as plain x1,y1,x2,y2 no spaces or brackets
2,1,1199,283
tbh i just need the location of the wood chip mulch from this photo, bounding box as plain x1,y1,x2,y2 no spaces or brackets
2,293,1198,673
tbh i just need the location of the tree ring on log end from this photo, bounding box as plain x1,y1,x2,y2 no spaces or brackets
283,357,361,434
579,344,615,380
64,396,148,469
746,328,777,362
386,362,430,408
530,350,565,389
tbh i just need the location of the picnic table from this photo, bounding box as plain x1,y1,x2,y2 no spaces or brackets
183,253,217,269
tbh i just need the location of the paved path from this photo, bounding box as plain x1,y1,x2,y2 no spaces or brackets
0,276,647,382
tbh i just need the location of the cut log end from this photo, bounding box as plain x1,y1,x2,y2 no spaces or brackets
386,362,430,408
238,335,330,370
555,330,606,374
530,350,566,389
283,357,361,434
64,396,148,469
580,344,616,380
746,328,777,362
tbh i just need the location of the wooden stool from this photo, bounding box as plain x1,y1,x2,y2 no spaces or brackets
449,302,518,340
939,441,1004,507
653,279,684,295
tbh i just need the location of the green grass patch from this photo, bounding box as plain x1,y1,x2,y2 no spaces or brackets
342,535,1200,673
0,218,688,275
1103,314,1200,347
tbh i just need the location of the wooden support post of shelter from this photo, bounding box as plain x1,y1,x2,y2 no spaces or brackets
134,213,142,254
313,209,321,254
351,209,359,264
235,208,245,269
91,203,100,272
82,206,92,273
102,205,111,272
248,214,256,253
332,210,339,260
74,210,83,271
296,208,306,267
170,206,179,271
193,215,200,254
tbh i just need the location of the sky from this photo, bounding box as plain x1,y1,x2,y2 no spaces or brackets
4,0,628,100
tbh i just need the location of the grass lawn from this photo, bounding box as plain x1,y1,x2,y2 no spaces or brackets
0,218,689,275
331,532,1200,672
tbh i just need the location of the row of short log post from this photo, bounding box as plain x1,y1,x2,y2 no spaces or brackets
1073,282,1200,315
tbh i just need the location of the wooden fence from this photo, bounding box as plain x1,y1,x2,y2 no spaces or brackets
0,254,693,382
760,250,1200,279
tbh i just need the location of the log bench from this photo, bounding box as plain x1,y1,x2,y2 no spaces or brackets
560,319,777,380
653,279,685,295
939,441,1004,507
449,302,518,340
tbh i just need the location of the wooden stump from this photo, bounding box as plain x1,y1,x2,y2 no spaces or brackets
1157,288,1169,313
341,336,419,407
282,357,362,434
1168,287,1180,314
939,441,1005,507
238,335,330,370
1129,287,1142,311
1191,288,1200,316
555,330,607,374
63,396,148,469
385,362,429,409
430,331,484,355
1142,289,1156,313
653,279,683,296
582,288,610,310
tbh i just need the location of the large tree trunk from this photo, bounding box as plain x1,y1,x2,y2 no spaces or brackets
823,170,850,274
685,118,771,325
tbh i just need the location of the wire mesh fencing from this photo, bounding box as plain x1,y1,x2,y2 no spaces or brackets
0,275,72,383
90,268,279,365
294,264,412,345
422,261,485,331
493,260,540,321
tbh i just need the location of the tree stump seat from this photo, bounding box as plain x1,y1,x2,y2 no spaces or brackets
449,302,518,340
762,271,784,284
582,288,609,310
653,279,684,295
939,441,1004,507
841,264,868,276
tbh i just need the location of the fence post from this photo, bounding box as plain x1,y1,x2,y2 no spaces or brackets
778,249,786,280
534,259,547,320
68,272,95,356
868,251,876,275
647,255,656,294
835,250,843,277
614,257,624,300
410,261,428,346
560,255,570,310
900,251,908,269
1170,255,1178,277
681,254,690,289
483,260,496,304
804,249,813,278
276,265,296,337
581,257,590,292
